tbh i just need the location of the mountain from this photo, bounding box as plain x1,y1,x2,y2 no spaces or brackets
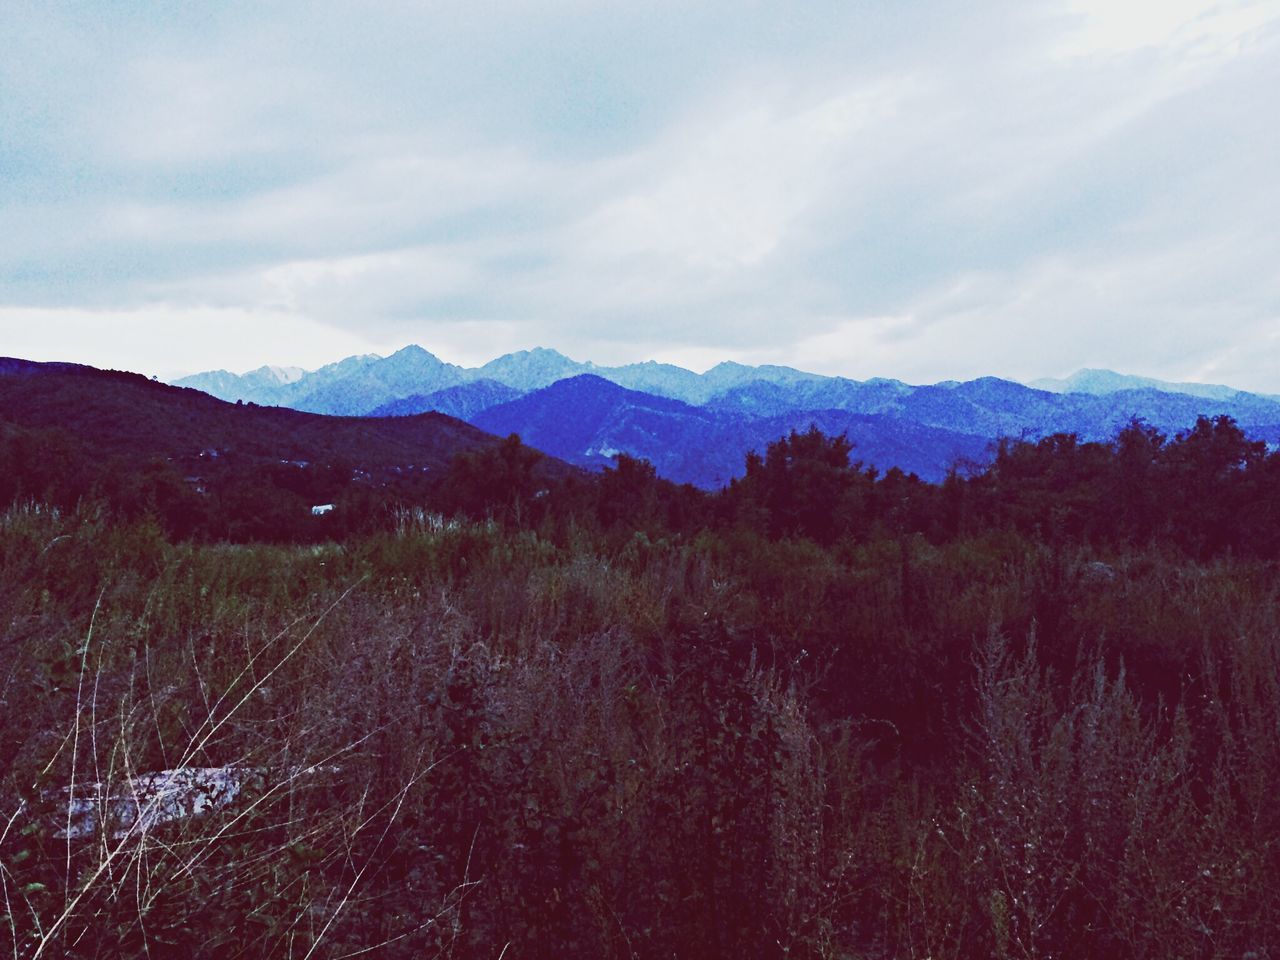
891,378,1068,437
469,375,989,486
178,347,1280,429
599,359,829,405
467,370,1280,487
176,363,314,407
700,360,827,397
369,380,523,420
708,376,913,417
289,345,467,416
1030,368,1280,403
596,360,708,402
472,375,723,478
172,345,469,415
169,347,1280,485
174,347,578,413
1,357,583,543
172,347,870,412
476,348,588,391
715,374,1280,443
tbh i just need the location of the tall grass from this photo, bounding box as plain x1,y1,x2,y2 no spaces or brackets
2,501,1279,957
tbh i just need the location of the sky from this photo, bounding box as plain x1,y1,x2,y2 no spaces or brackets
1,1,1278,389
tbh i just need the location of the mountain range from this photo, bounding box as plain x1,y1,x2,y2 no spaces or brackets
174,345,839,412
170,346,1280,487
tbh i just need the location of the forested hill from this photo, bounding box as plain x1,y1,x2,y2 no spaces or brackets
0,358,502,466
0,357,576,540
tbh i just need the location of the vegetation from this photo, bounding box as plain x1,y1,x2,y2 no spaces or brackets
2,412,1279,957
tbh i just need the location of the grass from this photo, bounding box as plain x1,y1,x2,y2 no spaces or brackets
2,500,1279,957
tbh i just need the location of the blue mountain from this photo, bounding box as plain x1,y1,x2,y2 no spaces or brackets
369,379,522,420
471,375,723,478
470,375,990,486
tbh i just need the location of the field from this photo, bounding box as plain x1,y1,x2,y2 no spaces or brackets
4,429,1280,959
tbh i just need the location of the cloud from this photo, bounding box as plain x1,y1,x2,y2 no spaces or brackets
0,305,382,379
1054,0,1277,61
1,0,1277,387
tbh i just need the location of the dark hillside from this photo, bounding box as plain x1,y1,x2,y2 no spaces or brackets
0,358,502,468
0,359,576,540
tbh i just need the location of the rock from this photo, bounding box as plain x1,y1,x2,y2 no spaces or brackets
1079,561,1117,584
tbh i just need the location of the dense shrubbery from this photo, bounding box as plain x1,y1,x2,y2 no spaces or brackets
2,418,1280,957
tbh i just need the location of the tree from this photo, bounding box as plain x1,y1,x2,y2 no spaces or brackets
1163,415,1266,556
596,454,660,531
1106,418,1166,545
739,425,868,545
446,434,543,526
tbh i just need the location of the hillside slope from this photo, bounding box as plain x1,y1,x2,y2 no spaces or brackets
0,358,587,489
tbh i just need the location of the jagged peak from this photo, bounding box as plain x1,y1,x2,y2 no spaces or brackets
385,344,446,364
525,346,573,359
246,364,306,384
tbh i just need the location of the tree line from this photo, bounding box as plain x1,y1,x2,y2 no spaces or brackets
5,414,1278,563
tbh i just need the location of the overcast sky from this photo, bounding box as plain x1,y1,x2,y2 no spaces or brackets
2,1,1278,389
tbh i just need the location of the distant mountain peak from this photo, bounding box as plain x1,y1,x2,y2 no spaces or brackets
385,344,447,365
1029,368,1262,402
477,348,588,391
390,344,433,358
493,345,575,360
248,364,306,385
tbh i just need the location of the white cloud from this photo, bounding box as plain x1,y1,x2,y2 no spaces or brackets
0,307,382,379
1,1,1278,388
572,81,905,274
1055,0,1277,61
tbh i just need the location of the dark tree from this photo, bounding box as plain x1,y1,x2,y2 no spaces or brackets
446,434,544,526
739,425,869,545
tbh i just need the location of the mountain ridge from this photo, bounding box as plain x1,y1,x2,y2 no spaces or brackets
149,350,1280,487
1029,367,1280,403
171,346,845,411
175,349,1280,416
